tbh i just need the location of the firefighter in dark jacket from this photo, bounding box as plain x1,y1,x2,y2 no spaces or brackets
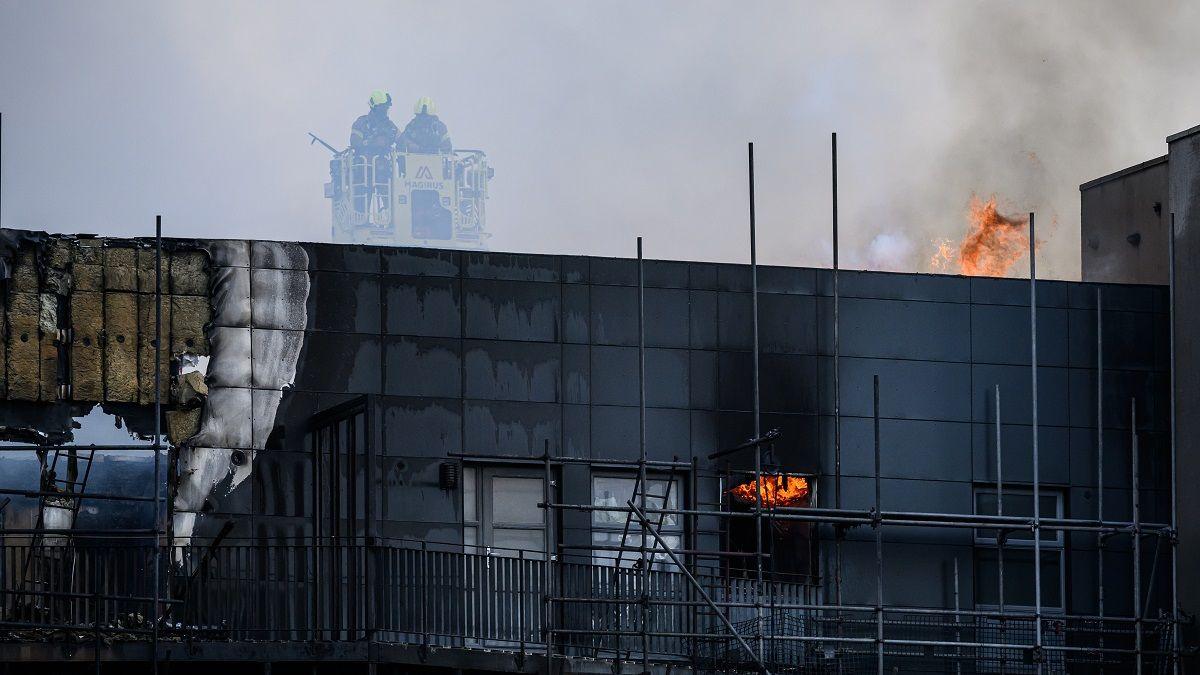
349,90,399,214
398,96,453,154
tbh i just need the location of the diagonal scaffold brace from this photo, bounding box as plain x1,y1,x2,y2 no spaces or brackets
626,499,773,675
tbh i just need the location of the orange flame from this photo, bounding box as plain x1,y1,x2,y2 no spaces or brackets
728,475,810,508
959,196,1030,276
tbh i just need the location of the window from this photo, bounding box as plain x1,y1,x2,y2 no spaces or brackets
462,466,546,559
973,487,1064,610
591,475,682,568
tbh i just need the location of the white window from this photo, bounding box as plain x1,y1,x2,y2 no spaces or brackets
973,487,1065,610
462,466,546,559
591,475,682,568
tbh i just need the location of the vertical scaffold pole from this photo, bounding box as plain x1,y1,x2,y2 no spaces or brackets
1132,398,1142,674
831,132,844,669
996,384,1006,674
636,236,650,674
1029,212,1043,674
748,141,766,666
152,215,162,674
1168,213,1180,674
1097,287,1106,670
873,375,883,675
543,448,553,673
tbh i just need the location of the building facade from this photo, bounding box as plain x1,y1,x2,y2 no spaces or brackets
0,232,1177,672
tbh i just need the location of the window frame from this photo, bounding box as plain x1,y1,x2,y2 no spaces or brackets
461,464,549,559
972,485,1066,612
589,471,685,568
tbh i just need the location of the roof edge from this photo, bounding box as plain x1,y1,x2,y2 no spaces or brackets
1079,154,1168,191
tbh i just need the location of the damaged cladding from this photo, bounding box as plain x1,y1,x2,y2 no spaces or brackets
0,231,308,547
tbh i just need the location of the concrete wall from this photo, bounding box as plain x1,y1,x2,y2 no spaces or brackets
1168,124,1200,659
1080,155,1170,285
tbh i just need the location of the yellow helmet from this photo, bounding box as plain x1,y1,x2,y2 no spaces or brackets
413,96,437,115
369,90,392,108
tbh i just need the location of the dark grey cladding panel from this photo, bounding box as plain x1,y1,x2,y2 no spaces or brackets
689,350,717,410
253,517,313,544
378,457,460,524
271,390,319,453
385,275,461,338
307,271,380,334
826,417,972,483
590,405,639,460
464,279,560,342
690,411,718,460
836,541,974,606
562,344,589,404
252,450,311,518
717,351,818,414
759,293,818,354
762,413,819,469
717,293,752,350
561,284,589,343
646,348,689,409
1067,369,1169,432
646,407,690,461
465,251,560,282
562,256,589,284
970,422,1071,485
971,305,1068,367
843,297,971,363
375,521,461,545
970,364,1069,426
1068,282,1166,312
464,400,560,457
463,339,560,403
300,243,380,273
758,266,817,295
688,263,719,290
645,288,689,348
380,396,462,457
384,336,461,398
589,256,637,286
590,285,639,346
970,276,1069,308
1068,426,1167,490
589,345,638,406
292,333,381,394
1067,307,1164,372
835,357,972,422
563,404,590,457
814,269,972,304
559,463,591,531
381,247,461,277
644,260,689,289
715,264,752,292
689,291,718,349
708,412,817,470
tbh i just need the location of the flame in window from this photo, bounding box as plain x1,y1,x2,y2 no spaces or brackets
728,475,810,508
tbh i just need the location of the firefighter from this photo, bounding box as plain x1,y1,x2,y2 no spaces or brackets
398,96,453,154
349,90,399,214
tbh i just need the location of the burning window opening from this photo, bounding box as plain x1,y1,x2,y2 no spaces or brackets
725,472,817,579
727,473,810,509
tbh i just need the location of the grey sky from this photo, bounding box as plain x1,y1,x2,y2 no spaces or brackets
2,0,1198,279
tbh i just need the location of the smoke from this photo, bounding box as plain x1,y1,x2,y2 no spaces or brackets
2,1,1200,279
861,232,915,272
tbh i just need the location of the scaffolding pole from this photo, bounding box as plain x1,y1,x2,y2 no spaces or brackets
1097,287,1106,673
1030,211,1044,673
1168,212,1181,674
1133,397,1142,675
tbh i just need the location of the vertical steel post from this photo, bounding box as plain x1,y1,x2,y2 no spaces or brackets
152,215,162,674
748,141,766,666
873,375,883,675
953,557,962,675
1168,213,1180,674
1097,287,1106,669
995,384,1006,675
543,449,554,672
831,132,844,666
1029,212,1043,673
636,236,650,673
1132,398,1142,674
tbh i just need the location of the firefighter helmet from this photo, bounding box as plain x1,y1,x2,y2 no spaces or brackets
369,90,392,108
413,96,437,115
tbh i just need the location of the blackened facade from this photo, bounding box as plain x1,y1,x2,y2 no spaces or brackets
0,234,1176,672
